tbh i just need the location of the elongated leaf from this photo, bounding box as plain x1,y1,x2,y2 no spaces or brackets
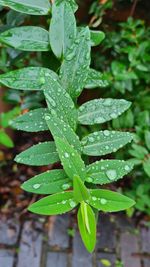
0,67,58,90
78,99,131,125
11,108,48,132
90,30,105,46
129,144,148,159
60,26,91,98
86,160,133,184
55,137,86,181
50,0,76,58
143,158,150,177
43,75,77,130
0,106,20,128
22,169,72,194
85,69,109,89
45,113,81,152
15,141,59,166
0,27,50,51
88,189,135,212
81,131,133,156
0,0,50,15
78,202,96,253
0,130,14,148
73,175,89,202
28,191,78,215
67,0,78,12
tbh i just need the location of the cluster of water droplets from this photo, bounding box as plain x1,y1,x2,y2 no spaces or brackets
79,98,130,125
82,130,133,156
87,196,108,205
59,28,91,97
86,159,132,184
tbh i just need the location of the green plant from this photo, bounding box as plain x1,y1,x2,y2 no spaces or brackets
0,0,135,252
90,16,150,215
0,107,20,148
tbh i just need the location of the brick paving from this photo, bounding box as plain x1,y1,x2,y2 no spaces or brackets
0,213,150,267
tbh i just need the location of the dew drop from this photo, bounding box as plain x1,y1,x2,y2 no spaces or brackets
62,183,70,190
33,184,41,189
92,196,97,201
45,115,51,120
87,177,93,183
110,113,117,119
103,130,110,137
89,136,94,142
100,198,107,204
103,99,112,106
39,77,45,85
64,152,69,158
69,200,76,208
125,165,130,171
106,169,117,181
62,200,67,204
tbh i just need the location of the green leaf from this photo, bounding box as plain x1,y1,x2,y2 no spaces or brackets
143,158,150,177
0,130,14,148
22,169,72,194
85,69,109,89
88,189,135,212
45,113,81,152
55,137,86,181
86,160,133,184
6,10,28,26
100,259,111,267
60,26,91,98
15,141,59,166
0,67,58,90
11,108,48,132
50,0,76,59
81,130,133,156
28,191,78,215
67,0,78,12
73,175,89,202
43,75,77,130
0,0,51,15
129,144,148,159
90,30,105,46
0,107,20,128
78,99,131,125
145,130,150,150
77,202,96,253
0,27,50,51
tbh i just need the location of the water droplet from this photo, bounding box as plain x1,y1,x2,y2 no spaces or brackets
62,183,70,190
87,177,93,183
110,113,117,119
103,130,110,137
62,200,67,204
45,115,51,120
89,136,94,142
64,152,69,158
92,196,97,201
33,184,41,189
125,165,130,171
39,77,45,85
100,198,107,204
69,200,76,208
103,99,112,106
66,51,75,61
106,169,117,181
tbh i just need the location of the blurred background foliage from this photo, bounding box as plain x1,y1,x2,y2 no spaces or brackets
0,0,150,217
